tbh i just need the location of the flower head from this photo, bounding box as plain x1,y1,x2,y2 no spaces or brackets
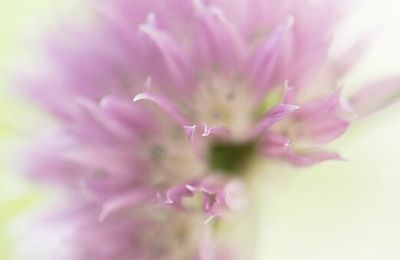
19,0,400,259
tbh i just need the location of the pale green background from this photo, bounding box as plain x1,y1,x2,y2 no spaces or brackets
0,1,79,259
0,0,399,259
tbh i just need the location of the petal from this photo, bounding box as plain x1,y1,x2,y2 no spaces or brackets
350,75,400,116
252,103,299,136
64,148,135,176
295,88,343,120
200,124,229,137
133,91,190,125
247,17,294,96
162,183,195,208
20,138,85,187
183,124,197,142
303,118,350,144
99,190,150,221
193,0,246,73
75,98,135,140
261,133,291,156
139,13,194,93
283,150,345,167
292,89,351,144
159,177,229,217
100,96,156,134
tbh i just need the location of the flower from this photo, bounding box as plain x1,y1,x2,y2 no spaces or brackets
18,0,400,259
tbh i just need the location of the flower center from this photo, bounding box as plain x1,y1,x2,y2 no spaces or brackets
192,76,256,139
208,140,258,175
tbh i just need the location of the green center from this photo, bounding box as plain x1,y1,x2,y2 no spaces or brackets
208,140,257,175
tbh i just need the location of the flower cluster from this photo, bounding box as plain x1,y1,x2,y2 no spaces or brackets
19,0,399,259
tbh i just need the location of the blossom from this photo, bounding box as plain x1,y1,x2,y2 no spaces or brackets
18,0,400,259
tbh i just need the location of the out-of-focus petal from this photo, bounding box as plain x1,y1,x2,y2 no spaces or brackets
261,133,291,156
283,150,345,167
139,14,195,93
99,190,151,221
133,91,190,125
247,17,293,96
252,104,299,136
350,75,400,116
292,88,351,144
193,0,246,74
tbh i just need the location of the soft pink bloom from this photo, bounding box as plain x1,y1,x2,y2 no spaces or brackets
18,0,400,259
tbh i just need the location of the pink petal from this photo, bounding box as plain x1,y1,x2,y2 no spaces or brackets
99,190,150,221
292,89,351,144
193,0,246,73
159,177,231,218
100,96,156,134
133,91,190,125
75,98,136,141
304,118,350,144
183,124,197,142
350,75,400,116
247,17,294,96
252,103,299,136
200,124,229,137
139,13,194,93
261,133,291,156
284,150,345,167
295,88,343,120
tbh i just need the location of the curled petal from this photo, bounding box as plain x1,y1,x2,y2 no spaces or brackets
158,177,238,219
133,91,190,125
99,190,151,221
183,124,229,146
200,124,229,137
183,124,197,142
160,183,195,208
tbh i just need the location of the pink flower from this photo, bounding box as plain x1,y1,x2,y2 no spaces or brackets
18,0,400,259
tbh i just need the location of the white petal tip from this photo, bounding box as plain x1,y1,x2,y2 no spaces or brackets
133,92,148,102
185,184,196,192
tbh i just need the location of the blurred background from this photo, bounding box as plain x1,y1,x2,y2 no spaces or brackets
0,0,399,259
